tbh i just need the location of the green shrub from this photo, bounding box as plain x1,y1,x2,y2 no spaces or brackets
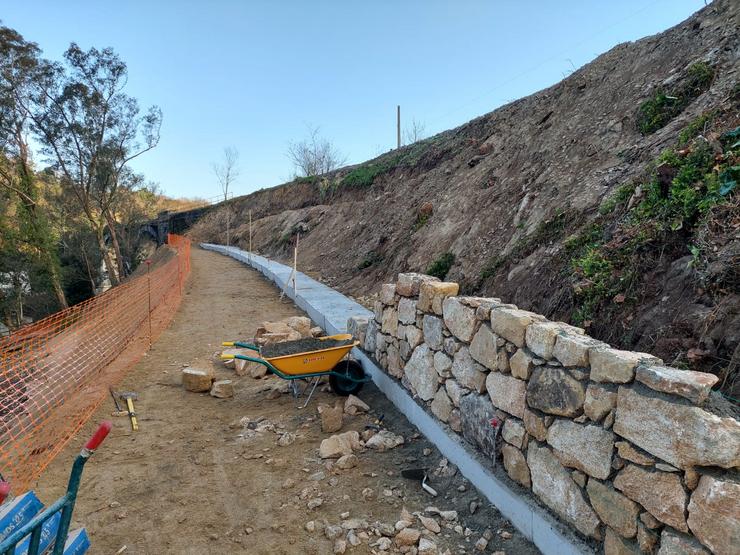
358,250,382,269
427,252,455,279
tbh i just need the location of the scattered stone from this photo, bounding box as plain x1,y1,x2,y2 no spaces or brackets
431,388,453,422
405,345,439,401
502,444,531,488
277,432,295,447
344,394,369,414
587,479,640,538
590,348,660,384
635,365,719,405
182,367,213,392
346,530,360,547
365,430,404,451
526,367,585,417
418,514,441,533
306,497,323,510
584,384,617,422
335,454,358,470
452,347,487,393
547,419,614,479
325,524,343,540
486,372,526,418
474,537,488,551
394,527,421,546
687,475,739,555
614,464,688,532
361,487,375,500
419,281,459,314
469,500,479,514
657,529,710,554
333,538,347,553
305,520,316,532
501,418,526,449
527,443,601,538
469,324,499,370
319,402,344,433
209,379,234,398
319,431,361,459
418,537,438,554
614,386,740,469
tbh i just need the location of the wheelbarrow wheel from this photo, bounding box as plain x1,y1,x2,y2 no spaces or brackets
330,359,365,396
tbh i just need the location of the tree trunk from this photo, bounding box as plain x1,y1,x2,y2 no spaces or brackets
42,249,68,309
95,225,119,286
104,208,126,279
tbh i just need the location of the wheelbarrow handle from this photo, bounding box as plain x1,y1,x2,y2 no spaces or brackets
221,353,273,368
0,481,10,504
84,420,112,452
222,341,260,351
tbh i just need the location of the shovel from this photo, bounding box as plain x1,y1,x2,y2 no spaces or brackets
401,468,438,497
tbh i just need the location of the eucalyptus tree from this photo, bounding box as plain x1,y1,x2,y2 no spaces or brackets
28,43,162,284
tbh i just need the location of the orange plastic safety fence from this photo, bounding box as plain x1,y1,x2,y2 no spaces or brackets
0,234,191,490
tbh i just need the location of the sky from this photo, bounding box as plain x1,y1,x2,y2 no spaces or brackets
3,0,708,199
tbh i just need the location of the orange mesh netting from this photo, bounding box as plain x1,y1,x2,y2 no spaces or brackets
0,234,191,490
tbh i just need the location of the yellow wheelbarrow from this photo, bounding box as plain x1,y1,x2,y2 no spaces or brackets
221,334,368,408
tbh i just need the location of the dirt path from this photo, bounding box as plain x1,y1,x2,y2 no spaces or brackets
37,247,539,555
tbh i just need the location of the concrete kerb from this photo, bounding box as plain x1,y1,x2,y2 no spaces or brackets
200,243,593,555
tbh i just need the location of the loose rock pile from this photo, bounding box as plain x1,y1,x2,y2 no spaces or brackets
354,272,740,555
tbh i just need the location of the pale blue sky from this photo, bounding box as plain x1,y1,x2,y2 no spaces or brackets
4,0,706,199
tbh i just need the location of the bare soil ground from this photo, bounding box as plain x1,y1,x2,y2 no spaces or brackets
36,248,538,554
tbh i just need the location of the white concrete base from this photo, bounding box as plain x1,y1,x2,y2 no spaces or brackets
201,243,594,555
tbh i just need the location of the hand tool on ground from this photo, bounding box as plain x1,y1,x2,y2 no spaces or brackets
401,468,438,497
116,391,139,431
109,387,128,417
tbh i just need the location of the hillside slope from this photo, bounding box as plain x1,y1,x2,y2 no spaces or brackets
191,0,740,395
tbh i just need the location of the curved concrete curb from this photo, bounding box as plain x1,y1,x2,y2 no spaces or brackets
201,243,594,555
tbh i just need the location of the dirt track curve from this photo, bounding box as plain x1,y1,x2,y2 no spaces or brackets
37,247,538,555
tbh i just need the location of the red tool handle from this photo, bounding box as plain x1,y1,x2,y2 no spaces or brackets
0,481,10,504
84,421,112,451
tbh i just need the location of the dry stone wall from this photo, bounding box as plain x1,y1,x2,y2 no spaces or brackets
349,273,740,555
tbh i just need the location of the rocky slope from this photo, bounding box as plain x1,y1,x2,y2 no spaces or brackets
191,0,739,396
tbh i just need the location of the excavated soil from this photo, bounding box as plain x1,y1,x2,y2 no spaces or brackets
36,248,539,554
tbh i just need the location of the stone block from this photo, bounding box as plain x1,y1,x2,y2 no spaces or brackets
442,297,480,342
497,349,510,373
615,441,654,466
687,475,740,555
387,343,402,378
552,332,604,367
182,367,213,392
525,321,583,359
452,347,487,393
398,297,418,325
396,273,439,297
547,419,614,479
430,388,453,422
509,348,535,380
614,465,688,532
433,351,453,378
489,306,539,347
319,431,361,459
347,316,369,346
526,366,585,417
636,522,659,554
459,393,499,460
614,386,740,469
527,443,601,538
210,379,234,398
380,283,397,305
469,324,499,370
404,345,439,401
422,315,444,350
501,418,526,449
502,444,531,488
635,365,719,405
364,319,378,353
418,281,459,314
405,325,423,349
319,402,344,433
591,348,660,384
657,530,710,555
523,407,550,442
381,307,398,336
587,479,640,538
584,383,617,422
445,379,467,407
604,528,639,555
486,372,527,418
